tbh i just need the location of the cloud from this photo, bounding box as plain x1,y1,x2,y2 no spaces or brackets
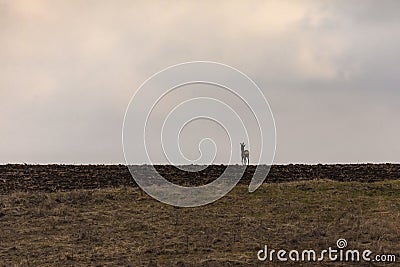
0,0,399,163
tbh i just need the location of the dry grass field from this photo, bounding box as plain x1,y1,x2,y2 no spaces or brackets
0,179,399,266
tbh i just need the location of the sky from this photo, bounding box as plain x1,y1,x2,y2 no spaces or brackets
1,0,400,164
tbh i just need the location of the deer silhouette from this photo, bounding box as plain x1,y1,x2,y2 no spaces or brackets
240,142,249,166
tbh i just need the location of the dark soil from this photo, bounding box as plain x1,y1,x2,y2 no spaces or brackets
0,164,399,194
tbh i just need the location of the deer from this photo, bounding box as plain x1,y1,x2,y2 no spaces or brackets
240,142,249,166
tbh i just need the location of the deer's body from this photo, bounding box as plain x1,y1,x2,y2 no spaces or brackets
240,142,249,166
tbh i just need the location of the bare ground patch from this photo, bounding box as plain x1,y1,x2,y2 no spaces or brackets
0,180,399,266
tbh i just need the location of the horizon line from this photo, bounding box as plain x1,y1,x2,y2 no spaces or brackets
1,162,399,166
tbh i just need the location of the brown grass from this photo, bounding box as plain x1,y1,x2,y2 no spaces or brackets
0,180,399,266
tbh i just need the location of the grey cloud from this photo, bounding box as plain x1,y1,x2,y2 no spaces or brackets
0,1,399,164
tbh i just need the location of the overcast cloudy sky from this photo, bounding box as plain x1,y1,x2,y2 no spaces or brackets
1,0,400,164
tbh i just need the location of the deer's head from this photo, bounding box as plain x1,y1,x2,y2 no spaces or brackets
240,142,246,150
